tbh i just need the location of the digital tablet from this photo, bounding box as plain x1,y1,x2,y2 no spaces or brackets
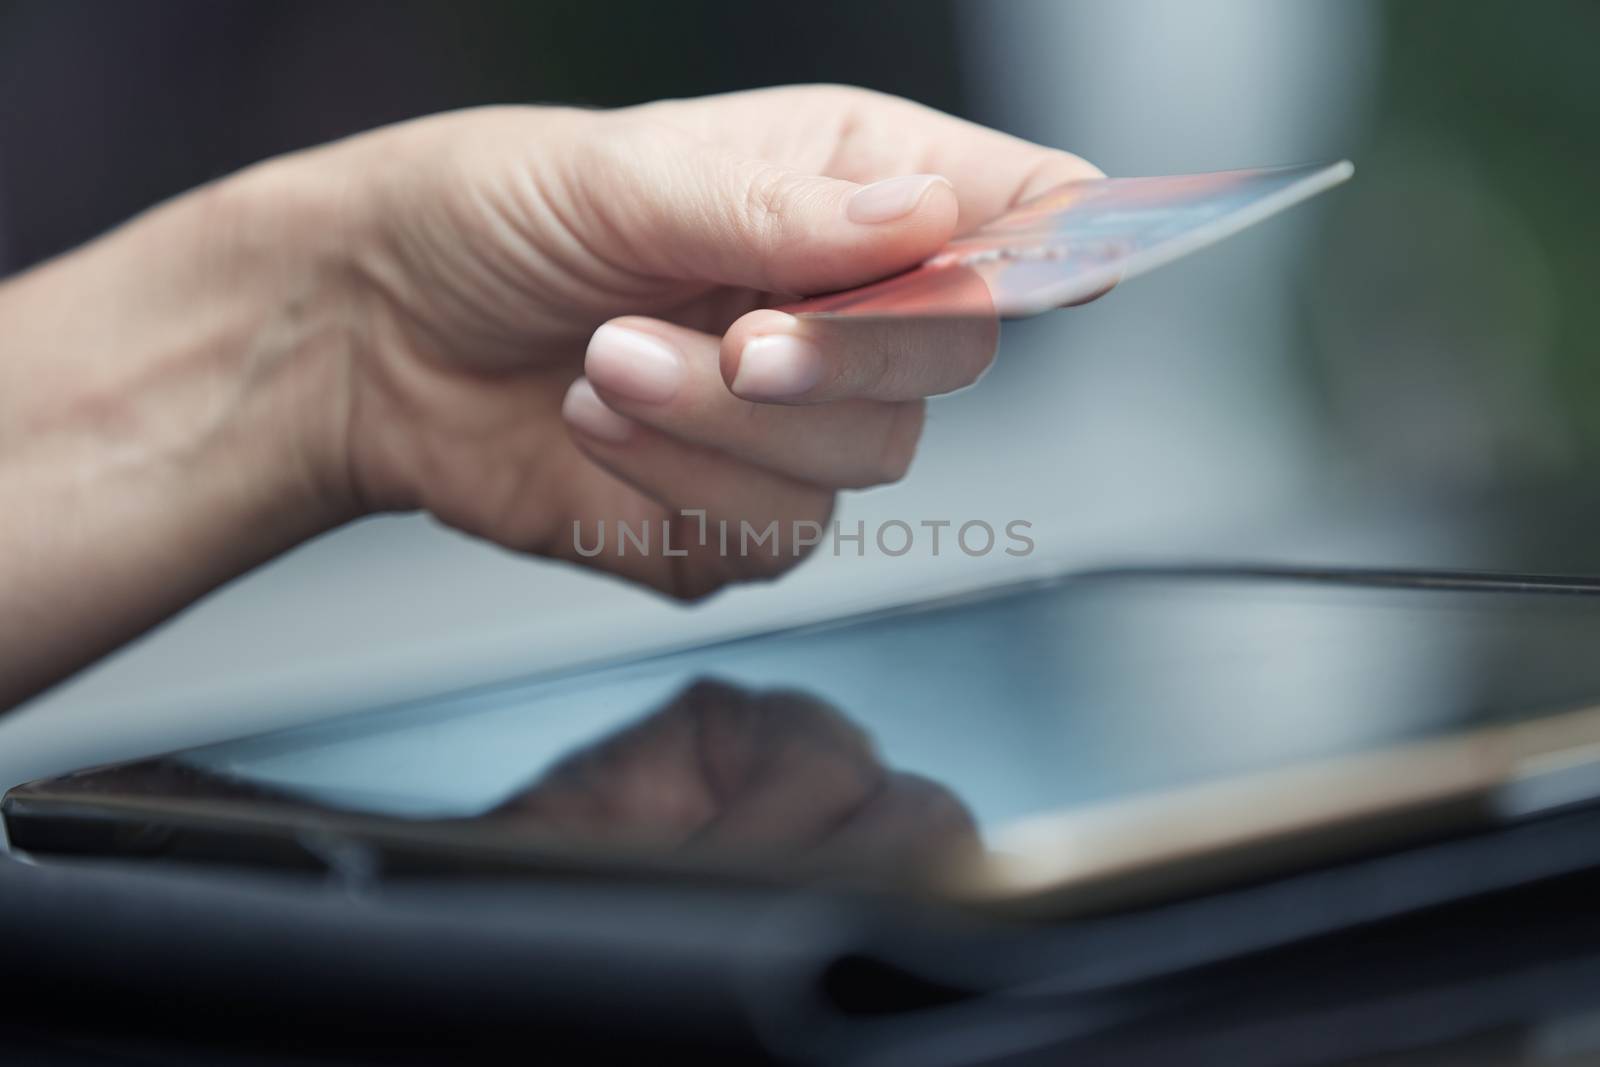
12,566,1600,917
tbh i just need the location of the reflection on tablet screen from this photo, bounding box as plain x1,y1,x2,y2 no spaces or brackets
17,570,1600,902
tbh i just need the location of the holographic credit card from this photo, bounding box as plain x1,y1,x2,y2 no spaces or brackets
781,161,1353,320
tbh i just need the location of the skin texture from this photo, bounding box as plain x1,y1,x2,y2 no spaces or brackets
0,85,1099,710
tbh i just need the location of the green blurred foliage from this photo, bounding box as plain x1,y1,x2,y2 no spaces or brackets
1391,1,1600,402
1309,0,1600,486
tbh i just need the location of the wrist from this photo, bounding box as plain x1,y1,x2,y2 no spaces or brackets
177,151,375,525
0,150,371,703
9,151,368,529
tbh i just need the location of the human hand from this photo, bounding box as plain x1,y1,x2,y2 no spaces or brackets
0,85,1097,706
305,86,1100,596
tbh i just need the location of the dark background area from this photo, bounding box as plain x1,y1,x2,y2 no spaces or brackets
0,0,965,274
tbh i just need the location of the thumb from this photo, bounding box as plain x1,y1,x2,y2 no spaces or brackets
638,151,960,297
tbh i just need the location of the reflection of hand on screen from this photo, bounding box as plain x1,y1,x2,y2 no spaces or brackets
487,678,979,881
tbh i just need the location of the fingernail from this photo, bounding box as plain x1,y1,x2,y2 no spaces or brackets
846,174,950,224
731,334,823,400
585,323,683,404
562,378,634,444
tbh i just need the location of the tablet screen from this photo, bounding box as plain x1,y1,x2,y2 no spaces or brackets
18,569,1600,892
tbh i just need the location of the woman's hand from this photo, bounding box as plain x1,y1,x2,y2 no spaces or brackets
316,86,1098,595
0,85,1096,707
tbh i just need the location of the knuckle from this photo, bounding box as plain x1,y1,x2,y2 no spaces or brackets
948,323,1001,392
738,160,794,239
731,160,798,289
870,401,926,485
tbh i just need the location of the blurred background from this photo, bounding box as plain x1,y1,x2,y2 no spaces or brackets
2,0,1598,801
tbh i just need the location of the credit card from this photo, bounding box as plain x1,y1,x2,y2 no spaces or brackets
780,161,1353,320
